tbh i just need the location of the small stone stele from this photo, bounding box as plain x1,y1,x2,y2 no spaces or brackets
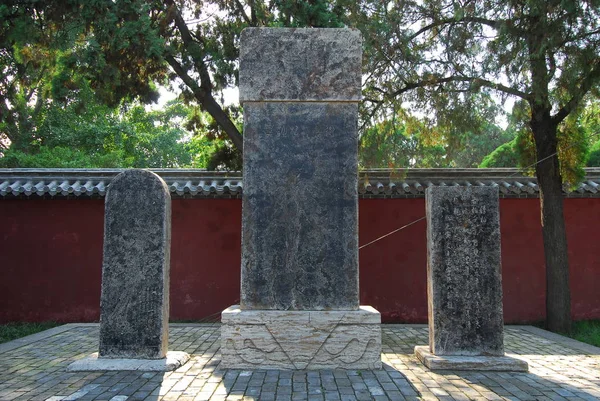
68,170,189,372
416,186,527,372
99,169,171,359
426,186,503,356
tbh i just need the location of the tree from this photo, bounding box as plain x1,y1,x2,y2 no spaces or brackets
0,1,68,152
0,96,225,169
481,100,592,185
359,114,511,168
360,94,512,168
359,119,446,168
1,0,349,159
479,138,521,168
583,100,600,166
588,142,600,166
358,1,600,332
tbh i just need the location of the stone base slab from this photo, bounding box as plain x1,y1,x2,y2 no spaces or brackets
221,305,382,370
414,346,528,372
66,351,190,372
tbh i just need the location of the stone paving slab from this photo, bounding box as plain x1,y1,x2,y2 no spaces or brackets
0,324,599,401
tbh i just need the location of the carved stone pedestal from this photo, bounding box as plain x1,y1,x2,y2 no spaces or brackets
221,306,381,370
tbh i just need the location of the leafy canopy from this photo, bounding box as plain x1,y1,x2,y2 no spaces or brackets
356,0,600,174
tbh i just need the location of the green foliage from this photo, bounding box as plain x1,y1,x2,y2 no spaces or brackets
588,141,600,167
480,99,596,186
558,115,589,187
0,322,59,344
3,0,599,172
569,320,600,347
0,96,232,169
0,146,125,168
1,0,354,164
584,101,600,167
360,99,512,168
479,139,520,168
355,0,600,182
359,119,447,168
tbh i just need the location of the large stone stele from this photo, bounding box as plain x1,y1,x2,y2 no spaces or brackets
68,169,189,372
415,186,527,372
221,28,381,370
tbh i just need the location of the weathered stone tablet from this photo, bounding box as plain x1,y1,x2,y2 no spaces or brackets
222,28,381,370
241,102,359,310
239,28,362,102
239,28,362,311
99,169,171,359
425,186,504,356
415,186,528,371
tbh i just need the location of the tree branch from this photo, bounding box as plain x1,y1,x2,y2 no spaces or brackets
164,0,212,93
359,100,384,134
547,51,556,81
552,58,600,125
248,0,258,25
388,75,528,100
408,16,516,41
163,0,243,152
555,27,600,49
233,0,251,25
165,55,244,152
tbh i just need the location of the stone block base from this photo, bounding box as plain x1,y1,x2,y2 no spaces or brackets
414,346,528,372
66,351,190,372
221,305,382,369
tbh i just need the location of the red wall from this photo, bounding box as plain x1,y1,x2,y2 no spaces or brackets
1,197,599,323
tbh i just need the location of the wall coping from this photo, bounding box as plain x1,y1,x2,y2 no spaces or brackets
2,168,600,199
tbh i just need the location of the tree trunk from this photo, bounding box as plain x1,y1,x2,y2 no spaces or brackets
531,111,572,333
199,94,244,152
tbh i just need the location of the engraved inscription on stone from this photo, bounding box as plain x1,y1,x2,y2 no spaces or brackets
99,169,171,359
241,102,359,311
223,27,381,371
426,186,504,356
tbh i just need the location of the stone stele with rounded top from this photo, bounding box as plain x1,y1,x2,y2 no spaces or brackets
68,169,189,372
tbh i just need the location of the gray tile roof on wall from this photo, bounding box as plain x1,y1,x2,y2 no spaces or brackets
1,168,600,199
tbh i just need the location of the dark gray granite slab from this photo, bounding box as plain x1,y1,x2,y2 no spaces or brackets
426,186,504,356
99,169,171,359
239,28,362,102
241,102,359,310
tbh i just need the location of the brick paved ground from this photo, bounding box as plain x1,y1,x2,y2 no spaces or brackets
0,324,598,401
